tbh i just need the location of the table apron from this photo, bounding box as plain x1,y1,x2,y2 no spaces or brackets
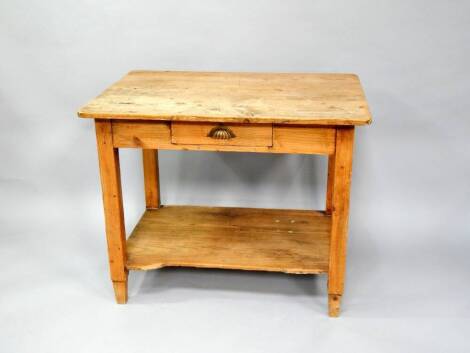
110,120,336,155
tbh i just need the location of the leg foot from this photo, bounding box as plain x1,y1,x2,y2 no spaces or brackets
328,294,341,317
113,280,128,304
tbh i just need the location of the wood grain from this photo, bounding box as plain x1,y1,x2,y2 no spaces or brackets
126,206,331,274
273,125,335,155
325,153,336,213
112,120,170,148
171,122,273,147
142,149,160,209
95,119,128,303
328,294,341,317
112,121,336,155
112,281,128,304
78,71,371,126
328,127,355,299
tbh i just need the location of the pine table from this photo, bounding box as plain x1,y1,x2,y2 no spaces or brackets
78,71,371,316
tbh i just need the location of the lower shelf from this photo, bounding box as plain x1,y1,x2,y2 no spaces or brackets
126,205,331,274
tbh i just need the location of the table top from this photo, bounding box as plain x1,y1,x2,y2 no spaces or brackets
78,71,371,126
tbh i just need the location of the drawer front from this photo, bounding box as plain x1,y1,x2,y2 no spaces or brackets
171,122,273,147
112,121,170,148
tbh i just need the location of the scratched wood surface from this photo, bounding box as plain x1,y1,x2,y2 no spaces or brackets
126,206,331,274
78,71,371,125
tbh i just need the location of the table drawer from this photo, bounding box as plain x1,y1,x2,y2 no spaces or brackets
171,122,273,147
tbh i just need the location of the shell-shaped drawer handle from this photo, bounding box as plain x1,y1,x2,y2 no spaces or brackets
207,126,236,140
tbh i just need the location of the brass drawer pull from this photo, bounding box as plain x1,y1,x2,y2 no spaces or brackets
207,126,236,140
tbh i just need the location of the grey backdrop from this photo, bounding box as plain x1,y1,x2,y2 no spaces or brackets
1,1,469,352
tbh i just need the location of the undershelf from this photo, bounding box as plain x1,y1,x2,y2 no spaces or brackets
126,205,331,274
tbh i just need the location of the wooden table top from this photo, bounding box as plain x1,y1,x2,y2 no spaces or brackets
78,71,371,125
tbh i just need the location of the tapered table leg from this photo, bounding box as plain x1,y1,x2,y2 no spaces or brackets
327,127,355,317
95,119,128,303
142,149,161,209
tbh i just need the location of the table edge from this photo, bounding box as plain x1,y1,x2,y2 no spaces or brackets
77,111,372,126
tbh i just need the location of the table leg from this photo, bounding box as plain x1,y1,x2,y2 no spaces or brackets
327,127,355,317
95,119,128,304
142,149,161,209
325,154,335,214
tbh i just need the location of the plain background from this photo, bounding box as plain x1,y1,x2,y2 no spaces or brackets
1,0,469,352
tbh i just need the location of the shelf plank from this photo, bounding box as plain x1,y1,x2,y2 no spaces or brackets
126,206,331,274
